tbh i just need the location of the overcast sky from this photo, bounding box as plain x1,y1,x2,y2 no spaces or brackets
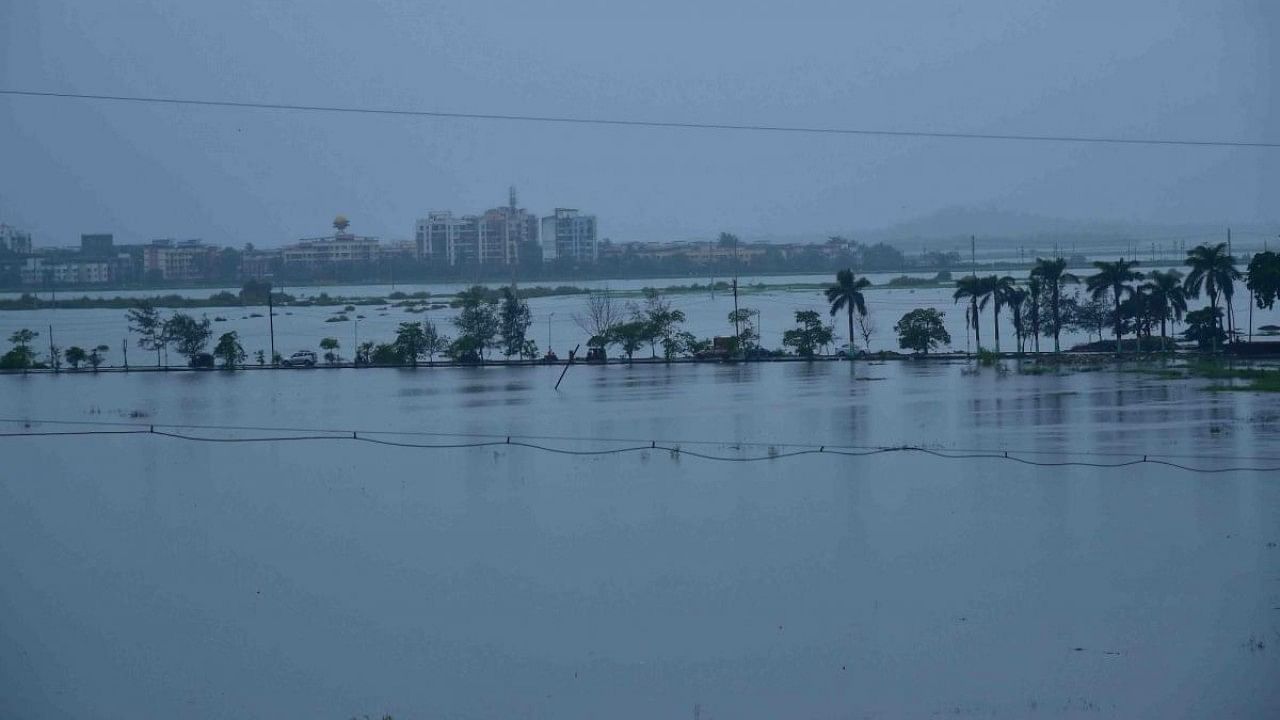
1,0,1276,247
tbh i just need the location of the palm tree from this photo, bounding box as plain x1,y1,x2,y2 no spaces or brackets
826,269,870,351
983,275,1017,353
1005,286,1028,354
1030,258,1079,352
953,276,983,350
1025,276,1043,353
1086,259,1144,353
1183,243,1240,352
1144,269,1187,351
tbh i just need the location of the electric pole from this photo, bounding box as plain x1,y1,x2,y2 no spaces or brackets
49,324,57,373
267,287,276,364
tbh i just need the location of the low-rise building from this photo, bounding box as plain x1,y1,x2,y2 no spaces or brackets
20,257,111,285
239,250,281,280
143,239,220,282
281,234,381,267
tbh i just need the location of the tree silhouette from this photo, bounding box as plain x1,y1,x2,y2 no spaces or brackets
826,269,870,352
1030,258,1078,352
1086,259,1143,353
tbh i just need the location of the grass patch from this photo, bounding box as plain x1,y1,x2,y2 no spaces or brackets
1188,360,1280,392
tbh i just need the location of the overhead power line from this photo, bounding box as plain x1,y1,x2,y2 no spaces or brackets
2,421,1278,474
2,88,1278,150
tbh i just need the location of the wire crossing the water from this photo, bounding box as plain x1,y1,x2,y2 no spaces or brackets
2,420,1278,474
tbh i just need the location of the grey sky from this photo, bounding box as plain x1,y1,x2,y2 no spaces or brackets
1,0,1275,247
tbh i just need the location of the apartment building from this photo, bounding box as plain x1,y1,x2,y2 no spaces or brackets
540,208,597,263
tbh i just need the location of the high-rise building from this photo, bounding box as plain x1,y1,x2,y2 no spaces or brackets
414,188,538,267
0,224,33,254
540,208,598,263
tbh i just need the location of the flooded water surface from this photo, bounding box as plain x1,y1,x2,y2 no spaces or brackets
2,363,1278,718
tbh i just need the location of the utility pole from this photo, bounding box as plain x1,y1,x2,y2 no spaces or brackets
547,312,555,351
48,325,57,373
732,277,740,341
353,313,359,365
267,287,276,364
1227,227,1234,343
122,337,128,370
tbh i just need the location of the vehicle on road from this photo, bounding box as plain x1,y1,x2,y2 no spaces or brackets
281,350,317,367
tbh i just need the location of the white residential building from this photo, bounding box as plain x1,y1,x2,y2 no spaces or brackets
541,208,598,263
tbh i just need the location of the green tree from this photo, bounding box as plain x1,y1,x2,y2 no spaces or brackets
393,322,427,366
355,341,375,366
319,337,340,364
1143,270,1188,351
422,319,450,362
454,291,500,359
727,307,759,354
1086,259,1143,353
64,346,87,369
609,320,648,361
826,269,870,351
254,349,266,366
127,302,166,366
2,329,40,369
88,344,109,370
1068,293,1110,344
1030,258,1079,352
782,309,835,358
213,332,245,369
8,328,37,352
1184,243,1240,351
1183,307,1226,350
163,313,212,364
895,308,951,354
639,288,686,359
952,276,983,350
1247,251,1280,310
499,286,533,358
370,343,401,365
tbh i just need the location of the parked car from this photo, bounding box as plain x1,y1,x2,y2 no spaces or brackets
188,353,215,369
281,350,317,367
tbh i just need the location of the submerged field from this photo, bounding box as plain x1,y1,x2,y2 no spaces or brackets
2,362,1278,719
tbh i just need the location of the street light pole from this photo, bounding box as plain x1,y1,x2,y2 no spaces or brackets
547,312,555,351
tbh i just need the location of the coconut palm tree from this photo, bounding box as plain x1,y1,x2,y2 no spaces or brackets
953,276,983,350
1025,276,1043,353
826,269,870,351
1086,259,1144,353
1030,258,1079,352
1183,243,1240,352
1005,286,1028,354
985,275,1017,353
1144,269,1187,351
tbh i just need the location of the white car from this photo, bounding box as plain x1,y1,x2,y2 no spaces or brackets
281,350,317,367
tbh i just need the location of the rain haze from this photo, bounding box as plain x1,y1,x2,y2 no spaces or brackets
2,0,1277,245
2,3,1280,720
